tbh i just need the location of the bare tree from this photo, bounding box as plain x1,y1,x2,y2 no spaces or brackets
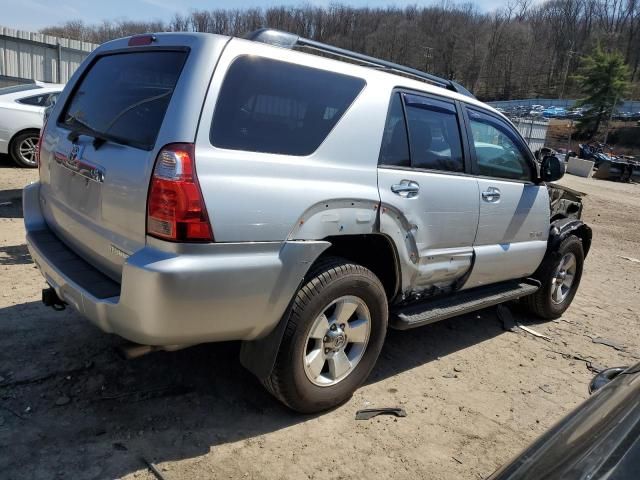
39,1,640,100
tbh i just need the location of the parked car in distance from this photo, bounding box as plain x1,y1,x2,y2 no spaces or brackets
0,82,63,167
488,363,640,480
542,106,567,118
26,29,591,413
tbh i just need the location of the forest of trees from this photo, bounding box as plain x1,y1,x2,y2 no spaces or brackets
41,0,640,101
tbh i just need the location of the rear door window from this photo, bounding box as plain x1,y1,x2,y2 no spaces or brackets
404,94,465,173
378,92,465,174
210,56,365,156
60,50,188,150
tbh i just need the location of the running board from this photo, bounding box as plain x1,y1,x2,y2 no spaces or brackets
390,280,540,330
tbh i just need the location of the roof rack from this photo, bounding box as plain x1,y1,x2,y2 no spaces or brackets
244,28,475,98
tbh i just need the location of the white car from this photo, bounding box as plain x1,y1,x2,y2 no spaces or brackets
0,82,63,167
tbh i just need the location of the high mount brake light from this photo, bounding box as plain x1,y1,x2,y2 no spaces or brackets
147,143,213,242
128,35,156,47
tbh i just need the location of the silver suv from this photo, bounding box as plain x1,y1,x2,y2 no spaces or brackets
25,29,592,412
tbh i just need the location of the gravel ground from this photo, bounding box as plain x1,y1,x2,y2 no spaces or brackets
1,155,638,480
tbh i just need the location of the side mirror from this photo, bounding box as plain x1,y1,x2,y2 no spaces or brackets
540,155,564,182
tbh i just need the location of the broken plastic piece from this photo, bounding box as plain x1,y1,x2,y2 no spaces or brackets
355,407,407,420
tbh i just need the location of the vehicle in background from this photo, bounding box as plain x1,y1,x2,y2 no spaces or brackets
26,30,590,413
567,107,584,119
528,105,544,117
542,106,568,118
0,82,63,167
488,363,640,480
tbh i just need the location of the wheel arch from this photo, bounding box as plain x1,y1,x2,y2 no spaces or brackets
240,233,401,380
548,218,592,258
9,127,41,150
319,233,401,302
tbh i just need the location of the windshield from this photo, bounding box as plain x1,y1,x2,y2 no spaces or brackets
60,50,188,150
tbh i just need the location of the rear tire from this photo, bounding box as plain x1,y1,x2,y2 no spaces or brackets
10,131,39,168
524,235,584,319
263,257,388,413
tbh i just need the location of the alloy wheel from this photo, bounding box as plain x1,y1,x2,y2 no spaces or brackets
303,295,371,387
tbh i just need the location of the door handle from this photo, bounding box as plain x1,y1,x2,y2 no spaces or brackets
481,187,501,202
391,180,420,198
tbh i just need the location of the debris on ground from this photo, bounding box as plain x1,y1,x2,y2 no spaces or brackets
0,201,12,207
592,337,625,351
497,304,518,332
355,407,407,420
617,255,640,264
112,442,128,451
539,384,554,394
587,362,606,373
518,325,552,341
497,305,551,340
141,456,168,480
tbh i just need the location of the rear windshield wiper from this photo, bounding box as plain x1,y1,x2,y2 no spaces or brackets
102,90,172,135
65,114,109,150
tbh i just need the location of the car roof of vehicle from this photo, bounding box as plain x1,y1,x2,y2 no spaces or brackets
34,81,65,88
96,31,505,120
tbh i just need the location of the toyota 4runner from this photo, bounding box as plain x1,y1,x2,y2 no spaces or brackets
25,29,592,413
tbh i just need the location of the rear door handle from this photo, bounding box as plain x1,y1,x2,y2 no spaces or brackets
481,187,501,202
391,180,420,198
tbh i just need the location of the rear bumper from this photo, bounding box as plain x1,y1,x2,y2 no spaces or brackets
24,182,329,345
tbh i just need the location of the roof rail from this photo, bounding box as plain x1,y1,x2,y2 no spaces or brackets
244,28,475,98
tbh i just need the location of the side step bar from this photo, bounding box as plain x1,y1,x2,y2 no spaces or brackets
390,280,540,330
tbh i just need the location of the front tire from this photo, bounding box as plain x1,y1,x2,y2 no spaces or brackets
263,257,388,413
525,235,584,319
10,131,39,168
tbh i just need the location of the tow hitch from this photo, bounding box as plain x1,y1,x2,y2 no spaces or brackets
42,287,66,311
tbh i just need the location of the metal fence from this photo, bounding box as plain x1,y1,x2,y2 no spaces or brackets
509,117,549,153
0,26,98,87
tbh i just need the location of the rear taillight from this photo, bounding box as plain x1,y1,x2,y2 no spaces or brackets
147,143,213,242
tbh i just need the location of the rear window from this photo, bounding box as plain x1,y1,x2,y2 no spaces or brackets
60,50,188,150
17,93,50,106
210,56,365,156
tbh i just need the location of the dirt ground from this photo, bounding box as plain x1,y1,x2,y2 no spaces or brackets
1,155,639,480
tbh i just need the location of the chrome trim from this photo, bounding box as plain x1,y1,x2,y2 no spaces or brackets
54,149,105,183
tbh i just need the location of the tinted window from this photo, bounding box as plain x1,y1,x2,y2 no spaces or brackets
378,93,410,167
61,51,188,150
211,56,365,156
468,109,532,181
17,94,49,106
0,84,42,96
404,94,464,173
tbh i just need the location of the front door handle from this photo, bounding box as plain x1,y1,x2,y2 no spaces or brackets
391,180,420,198
481,187,501,202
